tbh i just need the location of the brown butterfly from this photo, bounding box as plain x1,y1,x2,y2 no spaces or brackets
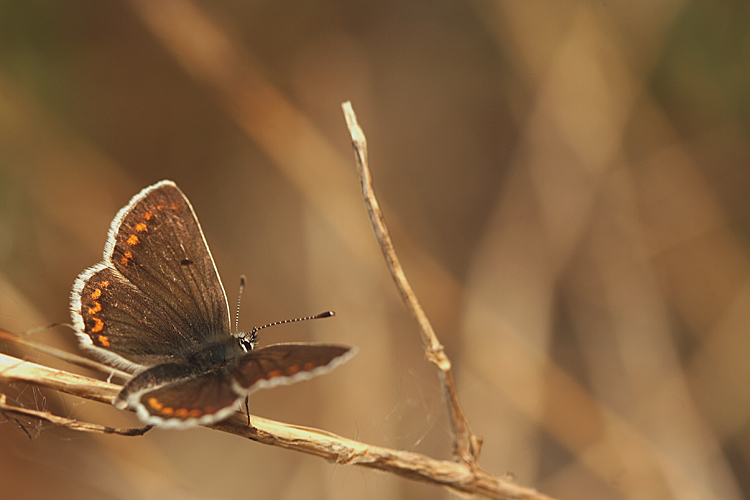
71,180,355,427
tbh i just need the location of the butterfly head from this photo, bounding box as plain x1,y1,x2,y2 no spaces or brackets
236,330,257,352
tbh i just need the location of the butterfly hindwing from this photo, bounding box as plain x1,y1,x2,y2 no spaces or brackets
133,368,241,427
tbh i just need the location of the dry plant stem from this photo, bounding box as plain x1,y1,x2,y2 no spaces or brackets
0,352,555,500
0,353,119,404
0,327,130,381
0,394,152,436
341,102,483,466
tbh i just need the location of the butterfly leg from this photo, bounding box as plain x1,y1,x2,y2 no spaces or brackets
244,395,252,427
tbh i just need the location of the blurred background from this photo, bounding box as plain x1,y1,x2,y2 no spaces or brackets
0,1,748,499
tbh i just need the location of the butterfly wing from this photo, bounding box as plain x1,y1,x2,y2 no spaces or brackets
121,343,355,427
129,368,242,427
71,180,231,371
231,343,356,392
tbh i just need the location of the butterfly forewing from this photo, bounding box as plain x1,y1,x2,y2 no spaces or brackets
231,343,354,391
75,266,198,367
72,181,231,369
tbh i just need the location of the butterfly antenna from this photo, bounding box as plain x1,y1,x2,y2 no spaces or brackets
235,275,246,335
250,311,335,340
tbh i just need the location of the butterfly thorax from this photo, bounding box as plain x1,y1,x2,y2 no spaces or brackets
182,338,245,372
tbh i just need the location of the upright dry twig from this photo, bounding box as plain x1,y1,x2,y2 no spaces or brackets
341,101,483,466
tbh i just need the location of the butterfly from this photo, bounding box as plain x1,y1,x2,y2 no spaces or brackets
70,180,355,428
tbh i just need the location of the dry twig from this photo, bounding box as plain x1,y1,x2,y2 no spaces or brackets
0,327,129,381
0,351,552,499
0,393,152,436
341,101,483,467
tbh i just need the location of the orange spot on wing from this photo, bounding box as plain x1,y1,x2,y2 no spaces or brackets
120,251,133,265
89,289,102,300
126,234,139,246
97,334,110,347
174,408,189,418
286,365,301,375
147,397,162,410
100,281,110,288
88,302,102,315
134,222,147,232
188,409,202,418
160,406,174,416
303,361,317,371
91,317,104,333
266,369,283,379
144,210,154,220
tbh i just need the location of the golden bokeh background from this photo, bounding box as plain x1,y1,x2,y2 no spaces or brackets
1,1,748,499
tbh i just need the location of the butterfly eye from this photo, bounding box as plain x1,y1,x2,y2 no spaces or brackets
238,334,255,352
